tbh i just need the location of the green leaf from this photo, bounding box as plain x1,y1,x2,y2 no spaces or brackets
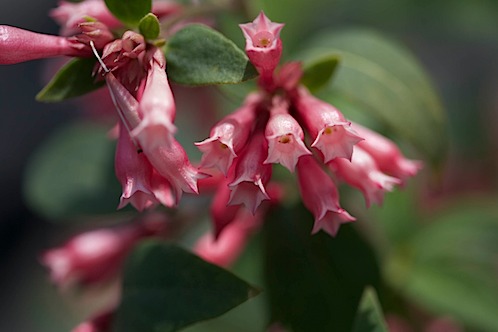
113,241,259,332
353,287,388,332
23,122,119,221
301,55,340,93
297,29,448,167
386,198,498,331
104,0,151,26
165,24,257,85
263,203,381,332
36,58,104,102
139,13,160,40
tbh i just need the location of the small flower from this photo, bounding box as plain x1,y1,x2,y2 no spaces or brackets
264,97,311,172
294,87,363,162
239,11,284,89
228,131,272,214
115,124,157,211
196,93,260,175
329,146,401,207
210,175,242,238
296,155,355,236
352,122,422,185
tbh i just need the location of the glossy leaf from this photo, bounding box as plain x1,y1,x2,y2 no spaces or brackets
139,13,160,40
36,58,104,102
298,29,448,166
113,241,259,332
386,198,498,331
352,287,388,332
165,24,257,85
300,55,340,93
104,0,151,26
23,122,119,221
263,203,381,332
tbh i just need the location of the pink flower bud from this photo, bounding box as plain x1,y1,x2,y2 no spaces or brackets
228,131,272,214
264,97,311,172
329,147,401,207
195,93,260,175
352,122,422,185
296,155,355,237
115,124,158,211
240,12,284,88
194,209,264,267
50,0,122,36
0,25,89,64
132,47,177,149
41,222,163,288
294,87,363,162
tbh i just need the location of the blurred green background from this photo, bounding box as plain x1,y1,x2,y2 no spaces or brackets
1,0,497,331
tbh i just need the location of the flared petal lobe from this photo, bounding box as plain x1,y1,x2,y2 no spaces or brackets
296,155,355,236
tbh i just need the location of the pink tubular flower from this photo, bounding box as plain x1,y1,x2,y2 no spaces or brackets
294,87,363,162
131,47,177,149
239,11,284,88
329,146,401,207
75,21,114,50
264,97,311,172
115,124,157,211
194,209,264,268
228,131,272,214
0,25,89,64
41,221,164,288
210,175,242,238
72,309,114,332
195,93,260,175
352,122,422,185
296,155,355,237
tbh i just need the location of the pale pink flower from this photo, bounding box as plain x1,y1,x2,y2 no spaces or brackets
352,122,422,185
115,124,157,211
264,97,311,172
0,25,89,64
296,155,355,237
195,93,260,175
131,47,177,149
240,11,284,89
294,87,363,162
41,221,163,288
329,146,401,207
228,131,272,214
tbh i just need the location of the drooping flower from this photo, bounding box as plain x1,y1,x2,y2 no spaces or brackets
196,93,261,175
352,122,422,185
264,96,311,172
329,146,401,207
228,131,272,214
293,87,363,162
239,11,284,89
296,155,355,236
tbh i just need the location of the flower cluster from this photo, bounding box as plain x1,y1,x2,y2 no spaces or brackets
196,12,422,237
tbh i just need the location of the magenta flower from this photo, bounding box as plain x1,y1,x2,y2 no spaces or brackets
352,122,423,185
228,131,272,214
296,155,355,237
264,97,311,172
294,87,363,162
239,11,284,89
196,93,260,175
329,146,402,207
